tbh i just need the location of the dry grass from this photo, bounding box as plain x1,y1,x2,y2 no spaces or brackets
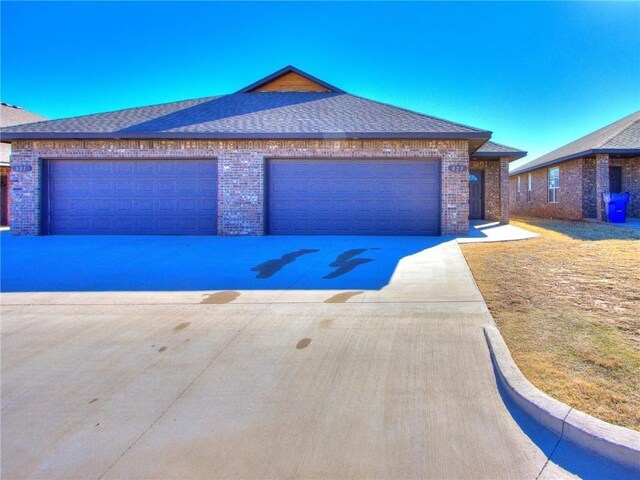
461,217,640,430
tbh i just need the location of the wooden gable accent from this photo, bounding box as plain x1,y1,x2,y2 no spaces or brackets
251,72,331,92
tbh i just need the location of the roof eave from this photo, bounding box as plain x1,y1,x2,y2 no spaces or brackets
509,148,640,176
0,131,492,142
473,151,527,161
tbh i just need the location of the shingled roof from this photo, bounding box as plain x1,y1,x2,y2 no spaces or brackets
511,110,640,175
473,140,526,160
1,103,46,166
0,66,499,152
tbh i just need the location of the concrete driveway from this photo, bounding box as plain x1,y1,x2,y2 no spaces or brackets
0,236,613,479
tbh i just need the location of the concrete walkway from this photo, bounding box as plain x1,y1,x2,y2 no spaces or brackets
0,239,609,479
457,220,539,243
611,217,640,231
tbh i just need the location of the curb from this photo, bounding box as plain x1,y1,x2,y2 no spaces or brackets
484,325,640,473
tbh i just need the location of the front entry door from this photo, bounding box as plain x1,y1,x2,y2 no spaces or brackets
469,170,484,220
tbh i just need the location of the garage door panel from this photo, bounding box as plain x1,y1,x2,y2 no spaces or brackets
268,159,440,235
46,159,218,235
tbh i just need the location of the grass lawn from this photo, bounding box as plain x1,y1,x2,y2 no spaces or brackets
461,217,640,430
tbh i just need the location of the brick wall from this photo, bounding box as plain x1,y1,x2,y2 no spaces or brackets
582,158,597,218
510,156,640,220
10,138,472,236
509,158,584,220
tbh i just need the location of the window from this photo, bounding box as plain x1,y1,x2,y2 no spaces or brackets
548,167,559,203
527,173,532,201
516,176,521,201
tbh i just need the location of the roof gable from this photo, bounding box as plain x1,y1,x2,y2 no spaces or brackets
249,71,331,93
237,66,345,93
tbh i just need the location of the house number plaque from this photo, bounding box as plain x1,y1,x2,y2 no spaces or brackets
13,165,32,172
448,164,468,172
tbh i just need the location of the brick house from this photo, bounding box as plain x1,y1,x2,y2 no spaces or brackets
510,111,640,221
0,103,46,226
0,66,524,236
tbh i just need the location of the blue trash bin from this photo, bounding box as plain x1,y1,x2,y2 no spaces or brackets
602,192,630,223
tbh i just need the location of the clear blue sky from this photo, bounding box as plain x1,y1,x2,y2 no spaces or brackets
1,1,639,166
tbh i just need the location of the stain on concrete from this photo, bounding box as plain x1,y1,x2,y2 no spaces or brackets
88,398,98,404
320,318,333,328
158,346,168,352
325,249,374,279
324,291,364,303
200,291,240,304
252,249,319,279
296,338,312,349
173,322,191,331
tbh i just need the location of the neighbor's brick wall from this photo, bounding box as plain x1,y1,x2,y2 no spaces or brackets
595,154,610,221
582,158,597,218
10,139,472,236
509,158,584,220
511,156,640,221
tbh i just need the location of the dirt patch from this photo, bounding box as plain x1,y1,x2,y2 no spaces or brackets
296,338,311,349
158,346,168,353
461,218,640,429
173,322,191,331
324,291,364,303
88,398,98,404
201,291,240,304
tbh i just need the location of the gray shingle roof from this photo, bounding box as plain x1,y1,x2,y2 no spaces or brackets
474,140,526,159
511,111,640,175
0,92,490,141
1,103,46,165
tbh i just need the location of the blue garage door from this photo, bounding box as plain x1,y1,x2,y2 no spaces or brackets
268,159,441,235
45,159,218,235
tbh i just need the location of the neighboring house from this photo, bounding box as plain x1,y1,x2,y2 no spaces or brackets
0,66,525,236
510,111,640,221
0,103,46,226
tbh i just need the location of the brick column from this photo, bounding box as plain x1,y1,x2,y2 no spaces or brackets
218,152,265,235
499,156,510,224
441,148,470,235
595,153,609,222
9,152,41,235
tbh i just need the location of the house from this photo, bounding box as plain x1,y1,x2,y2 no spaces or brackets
0,66,525,236
0,103,46,226
510,111,640,221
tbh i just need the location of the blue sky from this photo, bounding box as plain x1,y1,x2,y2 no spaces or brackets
1,1,639,166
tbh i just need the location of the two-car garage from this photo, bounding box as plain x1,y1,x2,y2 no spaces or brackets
43,159,218,235
267,159,441,235
43,158,441,236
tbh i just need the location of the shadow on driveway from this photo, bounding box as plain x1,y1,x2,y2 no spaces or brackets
0,233,446,292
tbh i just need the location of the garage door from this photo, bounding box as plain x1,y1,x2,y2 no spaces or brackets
267,159,440,235
44,159,218,235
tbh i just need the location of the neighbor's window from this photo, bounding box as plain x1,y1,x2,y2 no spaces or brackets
516,176,521,201
548,167,559,203
527,173,532,201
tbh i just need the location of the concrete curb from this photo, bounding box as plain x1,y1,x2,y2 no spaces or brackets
484,325,640,473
